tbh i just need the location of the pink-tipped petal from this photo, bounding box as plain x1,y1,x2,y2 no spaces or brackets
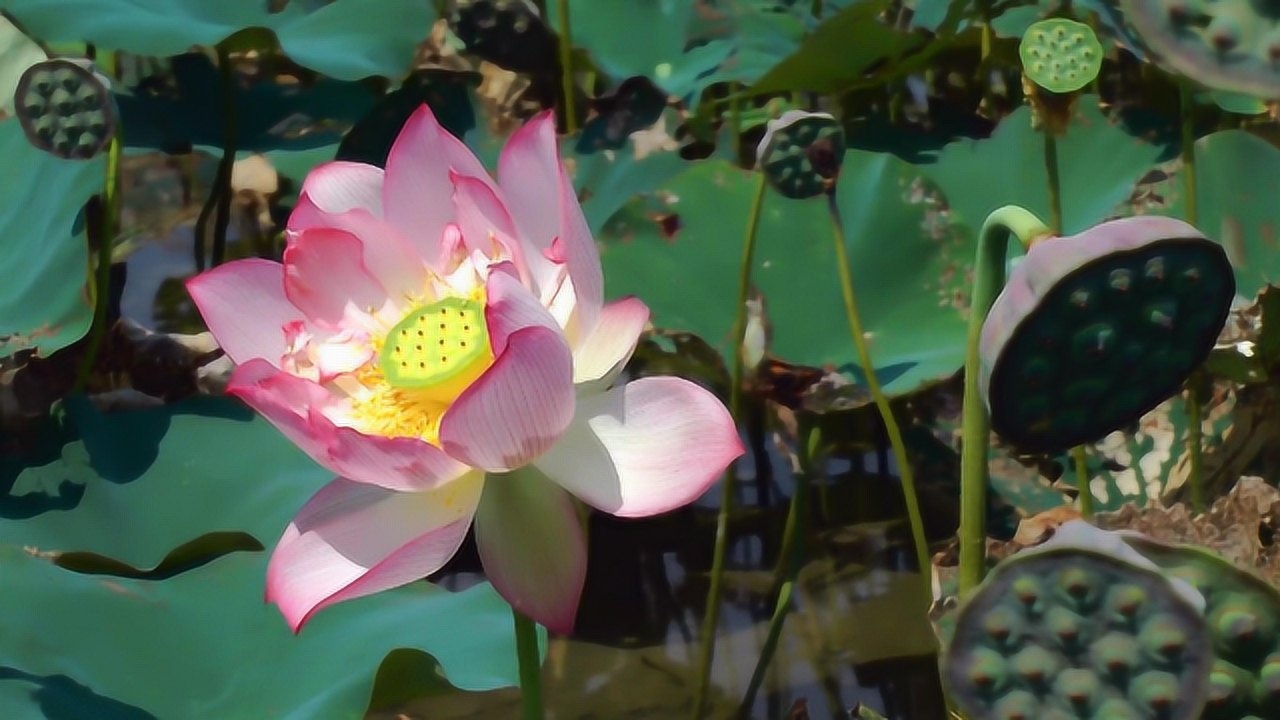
473,465,586,634
186,259,303,366
283,227,388,327
288,199,427,306
452,171,561,296
267,473,485,632
383,104,493,267
497,111,603,335
293,160,385,218
535,377,743,518
482,263,566,355
228,360,472,491
572,297,649,388
438,325,574,472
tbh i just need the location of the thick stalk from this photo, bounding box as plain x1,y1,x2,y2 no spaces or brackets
690,175,768,719
738,425,816,714
211,45,238,267
72,134,121,392
1179,80,1205,512
827,194,931,608
555,0,577,133
1044,131,1094,517
1072,445,1093,518
1043,133,1063,236
959,206,1053,593
512,608,545,720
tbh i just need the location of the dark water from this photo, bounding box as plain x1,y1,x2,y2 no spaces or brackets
122,171,951,720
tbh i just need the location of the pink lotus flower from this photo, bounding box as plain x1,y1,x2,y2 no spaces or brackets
186,106,743,633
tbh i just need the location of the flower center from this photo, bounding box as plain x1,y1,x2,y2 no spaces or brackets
379,296,493,403
346,294,494,444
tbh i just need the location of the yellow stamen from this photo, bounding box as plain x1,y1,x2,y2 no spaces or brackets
347,292,494,444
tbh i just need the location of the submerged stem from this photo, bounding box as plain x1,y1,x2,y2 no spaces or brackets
512,608,545,720
738,426,814,714
1178,80,1206,512
959,206,1053,593
691,174,768,719
555,0,577,133
827,194,932,611
73,134,122,392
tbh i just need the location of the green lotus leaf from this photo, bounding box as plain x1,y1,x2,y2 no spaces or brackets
0,0,431,80
0,396,530,718
0,120,103,358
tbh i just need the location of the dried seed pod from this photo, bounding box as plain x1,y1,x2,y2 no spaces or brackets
15,58,115,160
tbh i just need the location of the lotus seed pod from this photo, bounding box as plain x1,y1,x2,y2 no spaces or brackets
1020,19,1103,93
1057,565,1103,612
1252,657,1280,712
992,689,1040,720
1209,593,1277,658
1129,670,1181,715
15,58,116,160
1106,583,1150,628
1053,668,1102,713
945,543,1210,720
1010,644,1061,689
1140,613,1195,668
755,110,846,200
966,646,1013,698
1122,0,1280,97
1203,659,1256,719
1010,575,1045,616
981,603,1026,651
1124,536,1280,716
979,215,1235,453
1090,632,1142,681
1092,697,1143,719
1046,605,1091,654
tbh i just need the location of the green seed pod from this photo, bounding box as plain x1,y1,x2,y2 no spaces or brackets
1020,19,1104,93
755,110,846,200
945,527,1210,720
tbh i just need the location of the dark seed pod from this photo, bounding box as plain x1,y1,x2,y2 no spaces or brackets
755,111,846,200
15,59,116,160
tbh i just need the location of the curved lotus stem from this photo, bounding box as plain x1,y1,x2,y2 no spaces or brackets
958,206,1053,594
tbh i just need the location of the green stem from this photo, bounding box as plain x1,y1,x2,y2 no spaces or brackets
728,86,742,163
512,608,544,720
1187,371,1205,512
1178,80,1205,513
555,0,577,133
1072,445,1093,518
211,45,238,267
72,134,121,392
1043,133,1063,235
959,206,1053,594
691,174,768,720
738,425,815,714
827,194,932,609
